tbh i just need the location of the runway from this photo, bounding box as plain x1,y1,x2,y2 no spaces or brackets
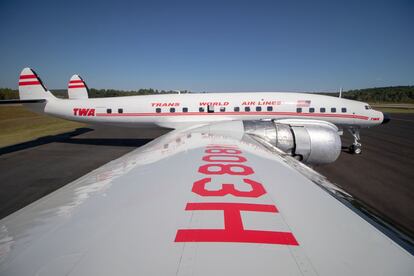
314,113,414,237
0,114,413,238
0,127,168,219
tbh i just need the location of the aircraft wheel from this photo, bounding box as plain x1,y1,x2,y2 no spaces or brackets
350,145,362,154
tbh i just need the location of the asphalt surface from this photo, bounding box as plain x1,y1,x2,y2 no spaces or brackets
314,113,414,237
0,126,168,219
0,115,413,238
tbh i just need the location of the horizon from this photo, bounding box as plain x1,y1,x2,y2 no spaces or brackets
3,85,413,94
0,0,413,92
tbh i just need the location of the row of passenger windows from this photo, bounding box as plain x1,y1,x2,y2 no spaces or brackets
297,107,347,113
155,106,348,113
107,108,123,114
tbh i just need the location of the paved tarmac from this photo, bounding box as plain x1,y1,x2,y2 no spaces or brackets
0,126,168,219
314,113,414,237
0,115,413,238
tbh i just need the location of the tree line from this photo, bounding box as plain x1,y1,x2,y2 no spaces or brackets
0,88,189,100
1,86,413,103
319,86,414,103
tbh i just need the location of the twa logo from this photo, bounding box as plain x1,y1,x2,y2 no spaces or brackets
73,108,95,116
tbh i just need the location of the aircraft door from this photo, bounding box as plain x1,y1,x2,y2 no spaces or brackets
207,105,214,113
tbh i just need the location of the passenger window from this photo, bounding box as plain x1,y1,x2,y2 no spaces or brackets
341,107,347,113
199,107,204,112
309,107,315,113
183,107,188,113
220,107,226,112
256,106,262,111
296,107,302,113
267,106,273,111
156,108,161,113
170,108,175,113
320,107,326,113
234,106,240,112
107,108,112,114
331,107,336,113
245,106,251,112
118,108,123,114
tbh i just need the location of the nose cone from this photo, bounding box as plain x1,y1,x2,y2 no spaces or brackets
382,112,391,124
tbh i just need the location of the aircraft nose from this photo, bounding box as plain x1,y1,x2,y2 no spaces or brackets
382,112,391,124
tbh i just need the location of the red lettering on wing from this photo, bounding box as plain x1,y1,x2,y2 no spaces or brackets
202,155,247,163
175,202,298,245
175,144,299,246
192,178,266,198
198,163,254,176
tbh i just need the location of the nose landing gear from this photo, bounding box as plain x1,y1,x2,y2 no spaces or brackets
348,128,362,154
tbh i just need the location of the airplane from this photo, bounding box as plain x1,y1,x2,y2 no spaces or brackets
1,68,411,275
7,68,389,159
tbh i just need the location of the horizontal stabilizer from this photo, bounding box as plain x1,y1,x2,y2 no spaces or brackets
0,99,47,104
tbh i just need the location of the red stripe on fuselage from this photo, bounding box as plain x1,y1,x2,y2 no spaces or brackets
95,111,369,120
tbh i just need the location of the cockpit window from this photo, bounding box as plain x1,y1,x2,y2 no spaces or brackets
365,105,372,110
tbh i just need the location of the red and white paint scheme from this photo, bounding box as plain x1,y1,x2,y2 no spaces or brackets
68,74,89,100
0,68,412,275
17,68,389,155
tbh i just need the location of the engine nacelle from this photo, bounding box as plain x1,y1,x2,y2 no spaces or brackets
243,120,341,165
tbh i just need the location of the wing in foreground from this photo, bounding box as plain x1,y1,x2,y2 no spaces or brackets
0,121,413,275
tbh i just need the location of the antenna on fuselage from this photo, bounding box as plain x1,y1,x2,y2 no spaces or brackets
339,87,342,98
174,90,181,95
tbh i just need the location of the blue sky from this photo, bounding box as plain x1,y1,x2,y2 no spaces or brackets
0,0,412,92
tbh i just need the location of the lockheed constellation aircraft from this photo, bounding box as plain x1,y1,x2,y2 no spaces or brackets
0,68,411,276
10,68,389,159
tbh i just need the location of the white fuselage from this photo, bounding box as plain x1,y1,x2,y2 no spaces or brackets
34,92,385,129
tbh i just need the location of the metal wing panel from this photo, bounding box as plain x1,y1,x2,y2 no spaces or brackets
0,128,413,275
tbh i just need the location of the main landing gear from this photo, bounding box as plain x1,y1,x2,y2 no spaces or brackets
348,128,362,154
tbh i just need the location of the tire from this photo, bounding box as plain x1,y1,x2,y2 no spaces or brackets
354,147,362,154
349,145,362,154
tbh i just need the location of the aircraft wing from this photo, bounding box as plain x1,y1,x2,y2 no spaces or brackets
0,121,413,275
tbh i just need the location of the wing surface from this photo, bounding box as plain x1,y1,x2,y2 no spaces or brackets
0,121,413,275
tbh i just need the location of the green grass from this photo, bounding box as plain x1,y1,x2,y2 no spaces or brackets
0,105,85,148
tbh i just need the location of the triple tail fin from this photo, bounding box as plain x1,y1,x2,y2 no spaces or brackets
18,68,55,101
68,75,89,100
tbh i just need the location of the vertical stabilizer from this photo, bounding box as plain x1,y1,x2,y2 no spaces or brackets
68,75,89,100
18,68,54,100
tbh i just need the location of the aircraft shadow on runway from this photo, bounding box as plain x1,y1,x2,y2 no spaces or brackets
60,137,152,147
0,128,152,155
0,128,93,155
